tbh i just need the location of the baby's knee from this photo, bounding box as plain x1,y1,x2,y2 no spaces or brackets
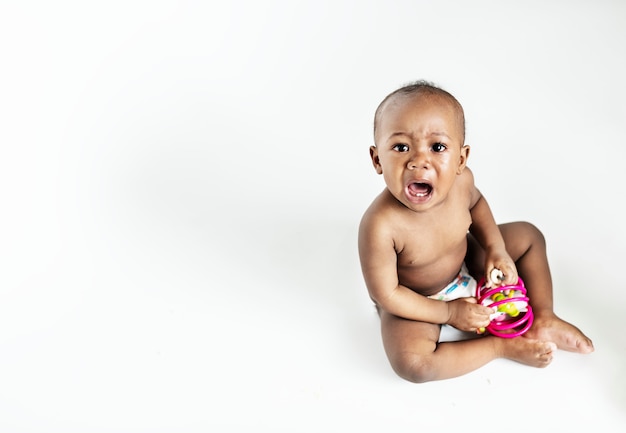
515,221,546,247
524,222,546,246
390,352,437,384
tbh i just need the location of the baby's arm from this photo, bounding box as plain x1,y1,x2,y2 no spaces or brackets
466,170,517,286
358,213,491,331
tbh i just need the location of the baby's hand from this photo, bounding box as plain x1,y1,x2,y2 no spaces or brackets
484,252,518,288
446,298,492,332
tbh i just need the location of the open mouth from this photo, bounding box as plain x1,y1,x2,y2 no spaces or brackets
407,182,433,198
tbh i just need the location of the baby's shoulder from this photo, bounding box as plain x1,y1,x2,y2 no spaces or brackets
454,165,480,206
457,165,475,188
360,191,404,234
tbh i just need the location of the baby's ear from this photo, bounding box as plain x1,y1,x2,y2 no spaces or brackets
369,146,383,174
457,145,470,174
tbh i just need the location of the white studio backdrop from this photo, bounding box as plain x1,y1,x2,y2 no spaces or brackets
1,1,625,431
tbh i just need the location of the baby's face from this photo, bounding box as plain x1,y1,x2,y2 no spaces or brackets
371,93,469,211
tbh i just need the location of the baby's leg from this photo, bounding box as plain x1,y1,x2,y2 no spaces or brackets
467,222,594,354
379,308,556,383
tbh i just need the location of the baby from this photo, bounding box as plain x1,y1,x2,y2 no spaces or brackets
358,80,594,383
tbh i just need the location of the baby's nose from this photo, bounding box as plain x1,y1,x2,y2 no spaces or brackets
407,152,430,169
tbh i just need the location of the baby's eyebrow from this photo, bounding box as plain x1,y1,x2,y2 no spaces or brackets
386,131,412,141
386,131,451,141
429,131,451,139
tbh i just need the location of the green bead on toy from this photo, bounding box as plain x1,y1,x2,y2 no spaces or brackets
491,292,520,317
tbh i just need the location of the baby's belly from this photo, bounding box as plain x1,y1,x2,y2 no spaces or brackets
398,258,466,297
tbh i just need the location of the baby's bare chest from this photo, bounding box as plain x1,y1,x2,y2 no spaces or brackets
395,209,471,267
395,212,471,294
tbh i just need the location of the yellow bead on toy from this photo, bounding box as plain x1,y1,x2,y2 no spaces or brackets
492,293,505,302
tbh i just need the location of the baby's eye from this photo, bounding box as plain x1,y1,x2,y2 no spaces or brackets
393,144,409,152
432,142,447,152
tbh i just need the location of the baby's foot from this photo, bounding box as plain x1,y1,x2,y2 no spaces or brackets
500,338,556,368
526,313,594,354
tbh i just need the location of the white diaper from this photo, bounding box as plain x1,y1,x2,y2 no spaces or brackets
428,263,477,301
428,264,481,343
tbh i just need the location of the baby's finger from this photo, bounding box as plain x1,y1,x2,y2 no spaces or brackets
479,304,495,317
501,266,518,285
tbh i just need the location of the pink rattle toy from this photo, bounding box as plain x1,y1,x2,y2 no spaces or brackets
476,269,534,338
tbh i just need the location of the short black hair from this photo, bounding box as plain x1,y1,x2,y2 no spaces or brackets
373,80,466,145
